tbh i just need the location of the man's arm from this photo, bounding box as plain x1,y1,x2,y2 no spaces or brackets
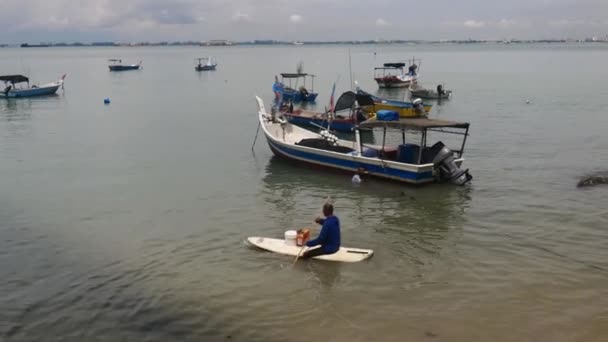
306,221,328,247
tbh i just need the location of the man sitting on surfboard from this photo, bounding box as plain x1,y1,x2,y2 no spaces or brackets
302,203,341,258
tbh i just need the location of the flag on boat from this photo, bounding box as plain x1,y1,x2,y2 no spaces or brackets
329,82,336,112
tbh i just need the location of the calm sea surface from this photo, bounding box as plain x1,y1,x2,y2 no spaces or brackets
1,44,608,341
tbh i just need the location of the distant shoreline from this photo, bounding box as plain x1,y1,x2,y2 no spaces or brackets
4,39,608,48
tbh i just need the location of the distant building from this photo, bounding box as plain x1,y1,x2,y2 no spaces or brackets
202,40,233,46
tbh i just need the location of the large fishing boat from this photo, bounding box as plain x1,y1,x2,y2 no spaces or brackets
254,96,472,185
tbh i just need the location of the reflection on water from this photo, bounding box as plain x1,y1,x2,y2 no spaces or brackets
261,155,470,269
0,98,33,118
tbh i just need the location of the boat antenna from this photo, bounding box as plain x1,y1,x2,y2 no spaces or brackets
348,48,353,90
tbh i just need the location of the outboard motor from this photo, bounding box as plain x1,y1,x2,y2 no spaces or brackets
431,142,472,185
413,98,424,114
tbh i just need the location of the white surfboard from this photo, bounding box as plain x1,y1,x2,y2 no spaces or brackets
247,237,374,263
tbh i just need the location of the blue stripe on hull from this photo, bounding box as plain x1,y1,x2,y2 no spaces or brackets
266,138,434,183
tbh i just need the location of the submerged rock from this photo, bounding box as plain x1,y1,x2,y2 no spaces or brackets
577,175,608,187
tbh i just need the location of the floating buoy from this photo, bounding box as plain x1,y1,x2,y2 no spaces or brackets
104,98,110,104
525,99,530,104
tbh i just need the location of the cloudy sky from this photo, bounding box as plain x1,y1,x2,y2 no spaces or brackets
1,0,607,43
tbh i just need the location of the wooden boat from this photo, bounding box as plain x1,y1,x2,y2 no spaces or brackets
273,73,318,102
108,59,141,71
356,87,432,117
280,91,376,132
374,59,420,88
255,96,472,185
1,74,65,98
409,83,452,99
195,57,217,71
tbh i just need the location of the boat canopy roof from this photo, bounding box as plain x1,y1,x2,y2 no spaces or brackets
381,62,406,68
280,73,314,78
108,59,122,62
360,117,469,130
0,75,29,83
334,91,375,112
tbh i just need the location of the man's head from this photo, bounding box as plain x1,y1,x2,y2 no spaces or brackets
323,203,334,216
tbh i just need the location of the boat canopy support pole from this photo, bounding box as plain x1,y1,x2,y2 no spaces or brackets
417,130,426,164
459,126,469,157
401,129,405,145
355,128,362,156
382,127,387,152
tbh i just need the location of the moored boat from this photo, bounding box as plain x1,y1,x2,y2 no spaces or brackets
273,73,318,103
108,59,141,71
195,57,217,71
280,90,376,132
356,86,432,117
1,74,66,98
409,83,452,100
374,59,420,88
255,96,472,185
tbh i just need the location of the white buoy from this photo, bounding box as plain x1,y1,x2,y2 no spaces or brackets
352,174,362,184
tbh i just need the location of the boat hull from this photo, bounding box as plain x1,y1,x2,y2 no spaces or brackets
109,65,140,71
370,101,432,117
196,65,217,71
375,76,417,88
410,90,452,100
265,135,435,184
0,84,60,98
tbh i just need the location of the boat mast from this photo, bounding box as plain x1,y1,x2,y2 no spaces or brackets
348,48,353,90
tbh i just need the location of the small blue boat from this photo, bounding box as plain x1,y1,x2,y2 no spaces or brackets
108,59,141,71
273,73,318,103
1,74,65,98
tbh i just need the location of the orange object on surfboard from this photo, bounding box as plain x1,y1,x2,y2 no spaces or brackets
296,228,310,246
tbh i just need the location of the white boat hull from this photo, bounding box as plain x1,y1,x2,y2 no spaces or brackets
248,237,373,262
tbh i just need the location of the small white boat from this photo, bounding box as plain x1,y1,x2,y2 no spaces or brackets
1,74,65,98
409,83,452,100
254,96,472,185
195,57,217,71
374,59,420,88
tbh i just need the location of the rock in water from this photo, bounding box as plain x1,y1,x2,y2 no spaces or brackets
577,175,608,187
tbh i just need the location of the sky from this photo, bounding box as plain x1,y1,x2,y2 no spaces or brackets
1,0,607,43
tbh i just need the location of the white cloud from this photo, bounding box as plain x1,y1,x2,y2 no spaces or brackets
464,20,485,28
499,18,515,27
376,18,388,26
289,14,302,23
232,12,250,22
